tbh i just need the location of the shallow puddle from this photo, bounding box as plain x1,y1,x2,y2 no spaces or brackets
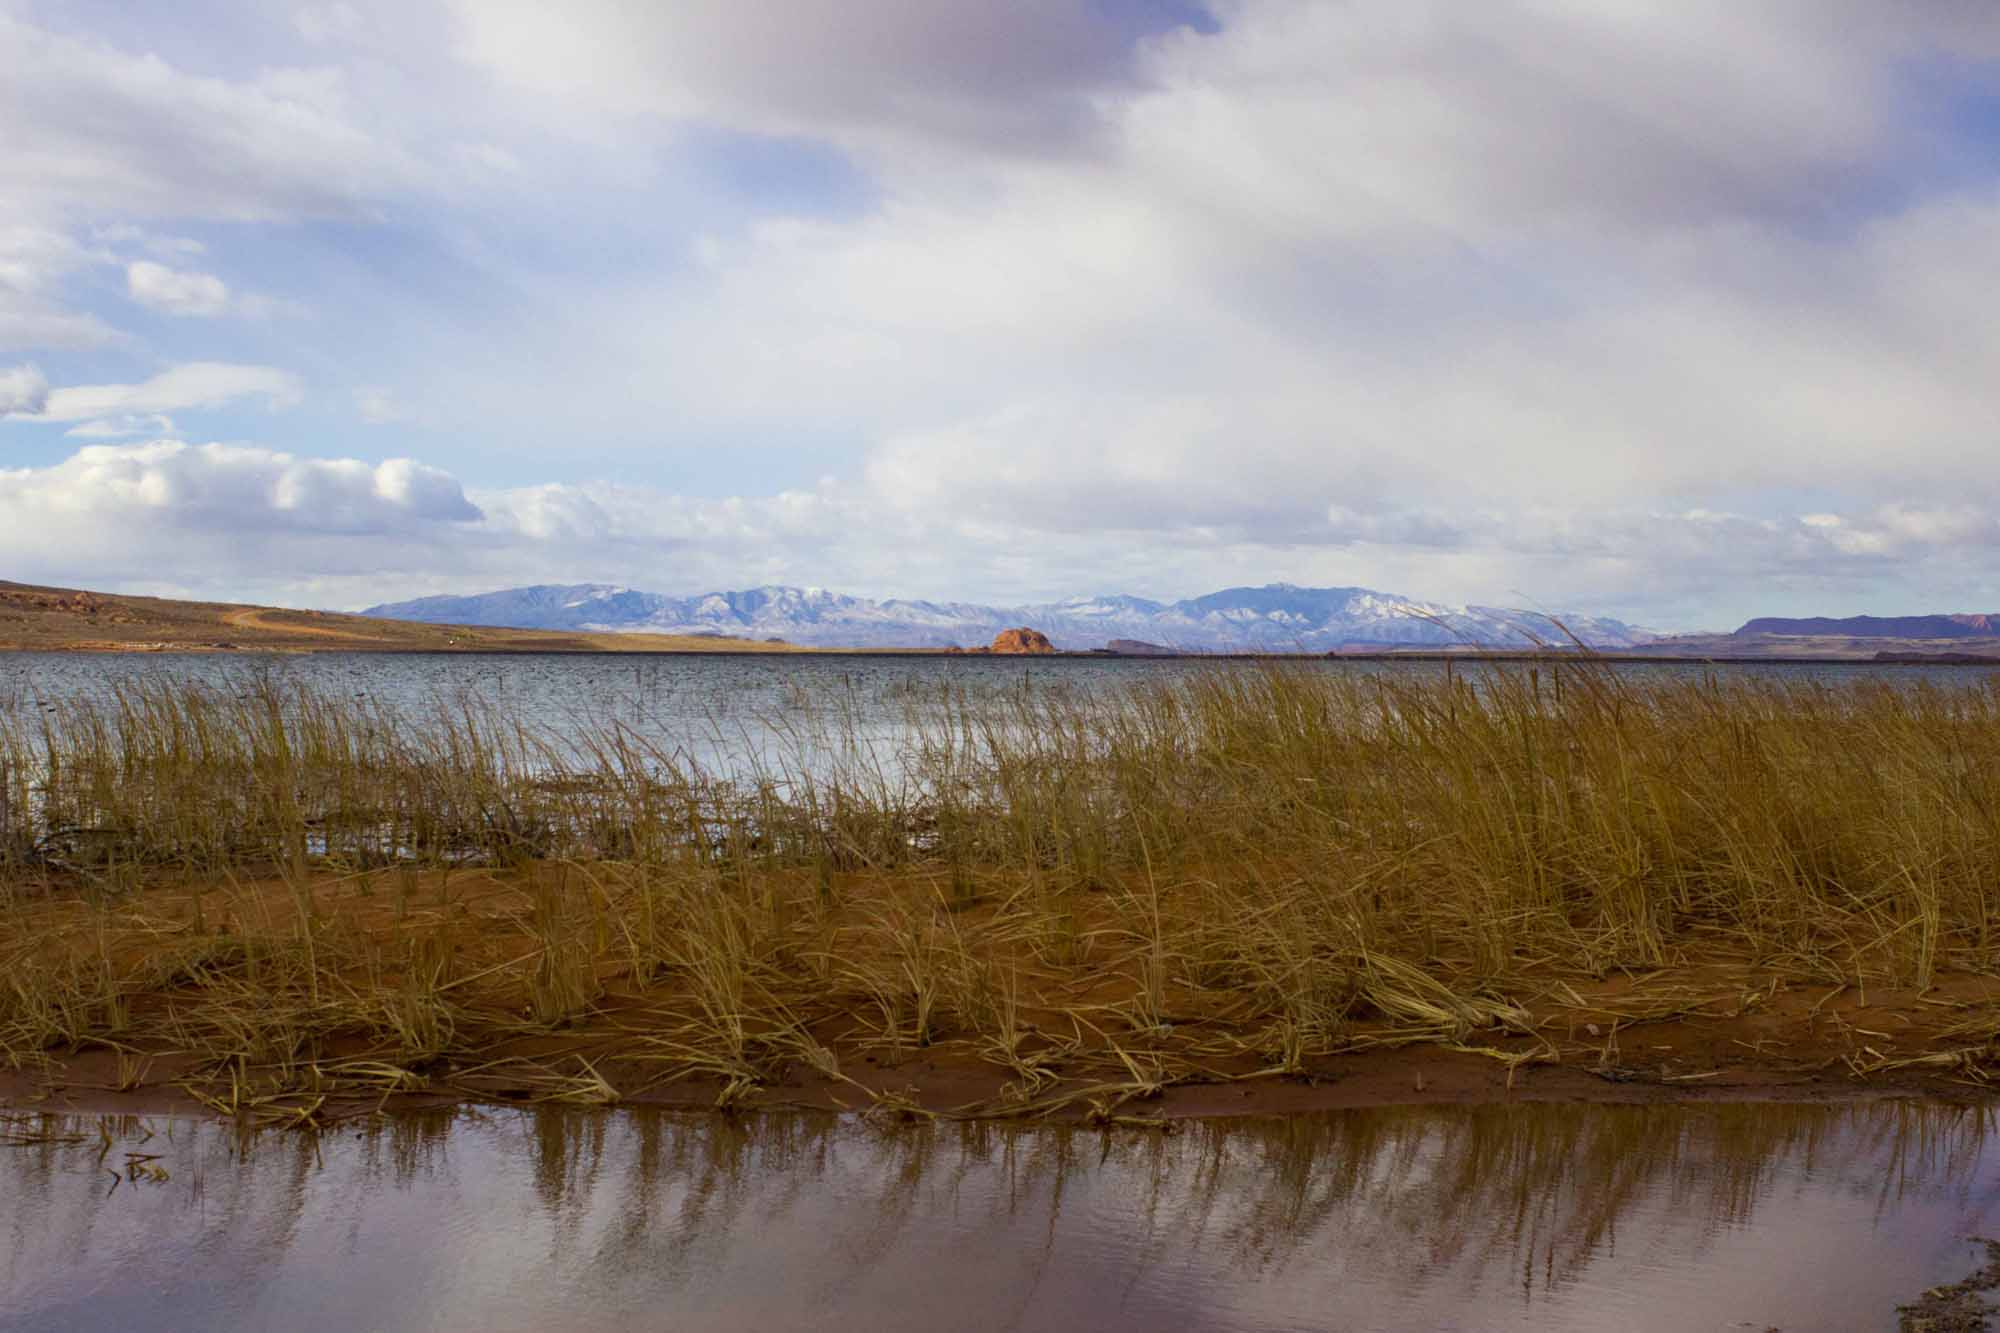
2,1100,1997,1331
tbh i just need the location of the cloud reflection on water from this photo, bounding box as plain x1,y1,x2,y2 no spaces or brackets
1,1100,1996,1330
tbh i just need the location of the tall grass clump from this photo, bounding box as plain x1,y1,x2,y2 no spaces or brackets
4,660,2000,1116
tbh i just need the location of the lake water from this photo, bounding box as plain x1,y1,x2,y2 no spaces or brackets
1,650,1993,779
2,1100,1995,1331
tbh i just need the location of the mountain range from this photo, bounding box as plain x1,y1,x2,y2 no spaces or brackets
361,582,1653,652
1734,614,2000,638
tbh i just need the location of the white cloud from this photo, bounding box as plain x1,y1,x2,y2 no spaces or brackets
0,440,479,552
0,363,48,416
602,178,2000,548
0,225,117,349
0,227,89,304
63,413,177,440
126,260,229,317
0,442,480,606
0,4,403,352
0,15,412,222
36,363,303,422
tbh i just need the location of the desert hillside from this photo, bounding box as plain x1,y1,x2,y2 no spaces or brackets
0,581,802,654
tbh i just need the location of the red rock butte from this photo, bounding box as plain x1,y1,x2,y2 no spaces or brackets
989,627,1055,654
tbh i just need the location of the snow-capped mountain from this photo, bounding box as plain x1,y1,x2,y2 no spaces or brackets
362,582,1651,651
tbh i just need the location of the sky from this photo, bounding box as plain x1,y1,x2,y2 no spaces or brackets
6,1,2000,630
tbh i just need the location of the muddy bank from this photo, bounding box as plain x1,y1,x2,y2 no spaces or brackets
7,855,2000,1131
6,1041,1987,1128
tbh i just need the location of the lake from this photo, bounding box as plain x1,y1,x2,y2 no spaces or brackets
1,649,1992,780
2,1100,1994,1331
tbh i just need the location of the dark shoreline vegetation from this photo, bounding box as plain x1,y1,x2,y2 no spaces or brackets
5,663,2000,1127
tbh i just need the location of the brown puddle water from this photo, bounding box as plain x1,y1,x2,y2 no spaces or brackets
2,1101,1998,1331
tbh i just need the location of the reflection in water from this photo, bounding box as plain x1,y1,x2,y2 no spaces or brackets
1,1102,1996,1331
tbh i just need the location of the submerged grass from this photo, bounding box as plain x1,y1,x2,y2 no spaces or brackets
6,662,2000,1121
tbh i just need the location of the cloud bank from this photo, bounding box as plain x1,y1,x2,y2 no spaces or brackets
0,438,1992,627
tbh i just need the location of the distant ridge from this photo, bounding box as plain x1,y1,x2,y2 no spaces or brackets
362,581,1650,652
0,579,797,655
1736,614,2000,638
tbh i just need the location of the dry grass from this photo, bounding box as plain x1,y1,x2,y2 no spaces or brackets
5,664,2000,1123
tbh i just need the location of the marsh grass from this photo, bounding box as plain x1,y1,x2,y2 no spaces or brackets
5,663,2000,1121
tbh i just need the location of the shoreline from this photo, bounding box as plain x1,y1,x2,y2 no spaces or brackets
10,642,2000,666
6,1034,1986,1129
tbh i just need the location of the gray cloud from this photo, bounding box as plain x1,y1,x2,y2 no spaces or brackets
1134,2,2000,241
451,0,1173,158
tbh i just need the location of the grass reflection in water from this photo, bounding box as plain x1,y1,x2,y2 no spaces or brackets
1,1100,1993,1330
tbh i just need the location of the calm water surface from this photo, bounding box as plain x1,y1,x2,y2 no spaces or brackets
2,1100,1997,1331
1,651,1993,778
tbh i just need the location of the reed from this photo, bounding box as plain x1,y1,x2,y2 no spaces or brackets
4,662,2000,1121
